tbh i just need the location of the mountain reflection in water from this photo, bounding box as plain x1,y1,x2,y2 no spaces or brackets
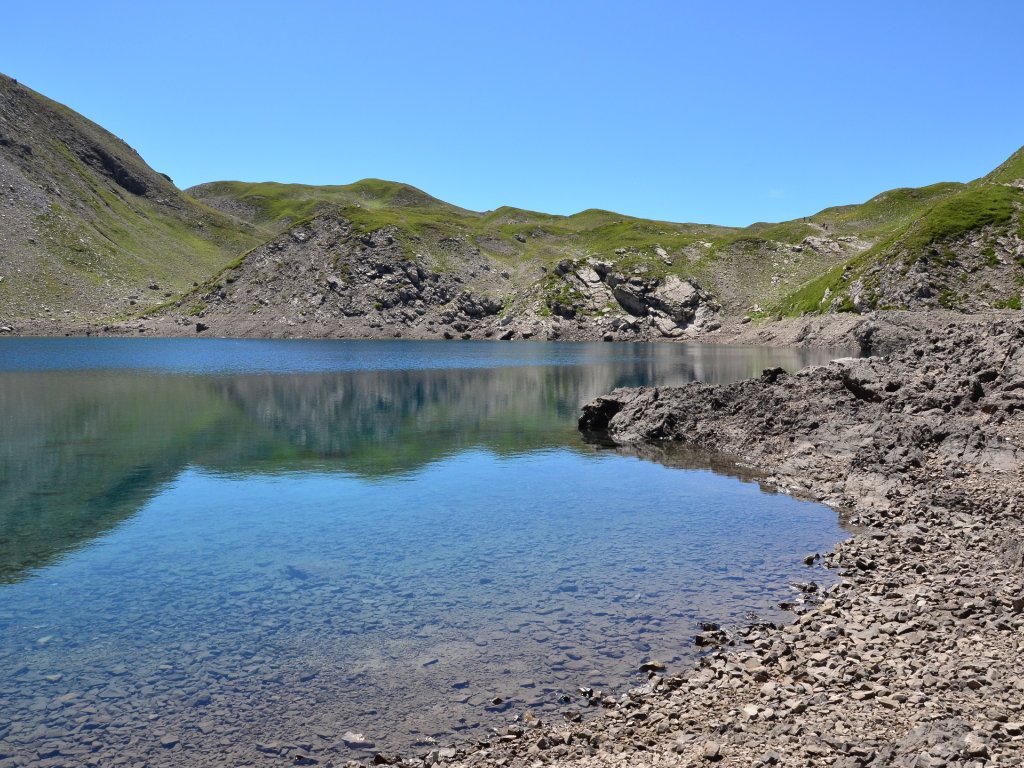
0,339,851,763
0,339,845,583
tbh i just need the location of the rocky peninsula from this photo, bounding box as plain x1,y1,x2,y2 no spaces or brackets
369,317,1024,768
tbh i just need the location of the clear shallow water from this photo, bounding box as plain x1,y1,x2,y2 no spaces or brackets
0,340,849,766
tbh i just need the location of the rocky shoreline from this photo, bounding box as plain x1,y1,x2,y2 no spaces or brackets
372,318,1024,768
3,309,1015,356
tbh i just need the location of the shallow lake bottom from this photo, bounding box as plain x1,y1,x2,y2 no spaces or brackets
0,339,848,765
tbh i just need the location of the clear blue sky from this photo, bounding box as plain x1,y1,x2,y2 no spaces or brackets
6,0,1023,226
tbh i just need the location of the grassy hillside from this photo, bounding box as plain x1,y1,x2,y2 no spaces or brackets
809,182,966,240
188,179,859,316
191,162,1016,322
0,73,262,322
188,153,1024,324
985,146,1024,184
775,155,1024,315
2,70,1021,327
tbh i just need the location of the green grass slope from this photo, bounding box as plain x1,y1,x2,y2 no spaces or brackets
985,146,1024,184
4,68,1020,325
188,180,854,315
0,73,262,323
775,150,1024,315
197,163,993,319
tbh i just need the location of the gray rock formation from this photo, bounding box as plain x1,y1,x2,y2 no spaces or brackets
547,257,722,339
155,216,509,340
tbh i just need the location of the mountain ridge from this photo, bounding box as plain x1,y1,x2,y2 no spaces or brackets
1,72,1021,337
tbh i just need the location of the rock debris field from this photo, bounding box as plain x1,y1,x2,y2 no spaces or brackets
424,318,1023,768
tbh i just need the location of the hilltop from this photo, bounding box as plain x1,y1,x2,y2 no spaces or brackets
164,159,1021,342
779,153,1024,315
0,72,1021,339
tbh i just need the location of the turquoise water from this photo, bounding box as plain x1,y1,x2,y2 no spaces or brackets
0,339,848,766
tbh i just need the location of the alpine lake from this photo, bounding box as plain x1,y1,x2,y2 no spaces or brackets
0,338,850,767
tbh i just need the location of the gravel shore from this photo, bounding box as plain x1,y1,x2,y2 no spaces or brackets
389,319,1023,768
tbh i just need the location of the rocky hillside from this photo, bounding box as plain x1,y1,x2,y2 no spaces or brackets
0,73,261,324
150,210,738,341
1,71,1022,335
173,153,1023,340
776,150,1024,315
170,181,867,340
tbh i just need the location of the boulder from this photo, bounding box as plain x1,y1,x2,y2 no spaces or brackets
653,314,683,338
456,292,502,318
613,283,648,316
648,275,714,323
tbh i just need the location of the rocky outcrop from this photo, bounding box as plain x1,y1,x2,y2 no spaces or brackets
131,223,736,342
856,226,1024,312
547,257,722,339
581,321,1024,491
157,215,510,339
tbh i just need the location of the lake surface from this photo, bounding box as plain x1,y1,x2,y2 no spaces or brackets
0,339,848,767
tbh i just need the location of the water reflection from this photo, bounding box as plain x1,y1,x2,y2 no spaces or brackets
0,340,850,765
0,341,846,583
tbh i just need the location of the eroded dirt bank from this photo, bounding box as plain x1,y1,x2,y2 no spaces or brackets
396,319,1024,767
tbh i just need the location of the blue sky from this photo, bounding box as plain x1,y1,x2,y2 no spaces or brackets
6,0,1023,226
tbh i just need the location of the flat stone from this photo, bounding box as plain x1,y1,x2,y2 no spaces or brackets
342,731,375,749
